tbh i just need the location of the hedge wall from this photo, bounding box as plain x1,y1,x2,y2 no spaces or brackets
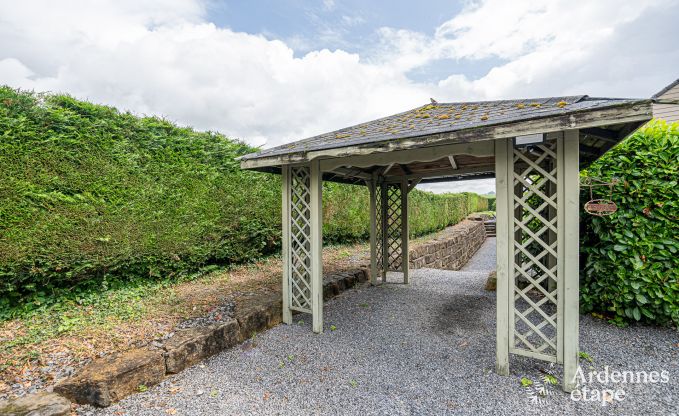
0,87,487,316
580,120,678,327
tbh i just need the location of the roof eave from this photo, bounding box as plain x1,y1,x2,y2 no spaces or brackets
240,99,652,171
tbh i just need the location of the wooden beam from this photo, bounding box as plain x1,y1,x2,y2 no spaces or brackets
561,129,580,392
400,164,412,175
369,175,378,286
319,141,494,171
281,166,292,325
448,155,458,169
383,165,494,183
380,183,388,283
407,178,421,193
310,160,324,333
418,173,495,184
401,177,409,284
580,127,618,142
382,163,395,175
494,138,511,376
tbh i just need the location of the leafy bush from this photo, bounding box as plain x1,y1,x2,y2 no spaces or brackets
0,87,487,317
580,120,678,326
486,195,496,211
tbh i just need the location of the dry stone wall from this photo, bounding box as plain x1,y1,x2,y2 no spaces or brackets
409,220,486,270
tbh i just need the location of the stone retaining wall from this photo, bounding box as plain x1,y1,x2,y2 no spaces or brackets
409,220,486,270
48,268,369,408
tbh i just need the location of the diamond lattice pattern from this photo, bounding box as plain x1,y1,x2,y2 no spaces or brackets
289,166,312,312
512,142,558,357
386,185,403,271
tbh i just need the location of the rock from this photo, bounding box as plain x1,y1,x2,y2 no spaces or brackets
323,280,340,301
234,292,282,341
0,392,71,416
53,349,165,407
485,271,497,291
163,320,240,374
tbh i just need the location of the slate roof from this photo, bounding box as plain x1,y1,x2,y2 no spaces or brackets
241,95,646,163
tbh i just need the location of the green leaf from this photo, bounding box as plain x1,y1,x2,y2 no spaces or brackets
632,307,641,321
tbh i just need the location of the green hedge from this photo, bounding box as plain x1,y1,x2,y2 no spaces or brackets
0,87,487,317
580,120,678,326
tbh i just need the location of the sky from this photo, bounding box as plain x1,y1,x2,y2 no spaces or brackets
1,0,678,194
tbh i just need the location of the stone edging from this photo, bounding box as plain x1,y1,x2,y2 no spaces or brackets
0,268,368,412
1,219,490,413
409,220,486,270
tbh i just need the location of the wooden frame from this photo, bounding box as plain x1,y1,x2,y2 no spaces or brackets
276,119,595,393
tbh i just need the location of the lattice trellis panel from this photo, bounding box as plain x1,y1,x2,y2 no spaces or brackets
511,141,559,360
386,184,403,271
289,166,312,313
375,183,404,275
375,183,385,276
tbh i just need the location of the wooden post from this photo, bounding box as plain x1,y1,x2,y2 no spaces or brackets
401,177,409,284
369,176,378,285
380,182,388,282
310,160,324,333
494,138,511,376
561,129,580,391
281,166,292,325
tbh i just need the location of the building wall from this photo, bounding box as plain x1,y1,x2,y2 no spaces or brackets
653,83,679,123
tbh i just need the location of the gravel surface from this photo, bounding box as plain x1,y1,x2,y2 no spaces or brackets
175,300,236,330
81,239,678,415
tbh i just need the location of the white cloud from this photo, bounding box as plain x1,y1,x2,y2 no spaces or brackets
0,0,677,195
322,0,336,11
378,0,678,100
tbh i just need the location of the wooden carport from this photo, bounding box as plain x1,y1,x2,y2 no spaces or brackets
239,95,653,391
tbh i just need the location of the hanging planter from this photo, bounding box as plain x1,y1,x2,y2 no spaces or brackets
581,177,619,216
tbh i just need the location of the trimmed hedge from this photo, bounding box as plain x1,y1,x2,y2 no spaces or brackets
0,87,487,316
580,120,678,327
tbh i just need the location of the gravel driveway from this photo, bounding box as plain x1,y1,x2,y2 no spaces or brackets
81,239,678,415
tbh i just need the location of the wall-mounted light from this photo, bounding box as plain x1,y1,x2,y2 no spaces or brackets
514,133,546,147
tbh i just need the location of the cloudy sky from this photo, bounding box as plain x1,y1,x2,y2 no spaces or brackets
1,0,677,194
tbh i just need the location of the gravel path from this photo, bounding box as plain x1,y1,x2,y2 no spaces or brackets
82,238,678,415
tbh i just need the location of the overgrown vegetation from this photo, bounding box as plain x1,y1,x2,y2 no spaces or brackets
580,120,678,327
0,87,488,319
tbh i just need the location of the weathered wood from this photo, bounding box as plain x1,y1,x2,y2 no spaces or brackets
562,129,580,392
369,176,378,285
382,165,494,184
448,155,458,169
310,160,323,333
281,166,292,324
494,138,510,376
319,141,494,171
380,182,388,282
240,102,651,169
401,177,409,284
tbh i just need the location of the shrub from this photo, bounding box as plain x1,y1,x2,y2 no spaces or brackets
580,120,678,326
0,87,488,317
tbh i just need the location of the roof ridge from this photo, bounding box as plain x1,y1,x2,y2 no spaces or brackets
652,78,679,99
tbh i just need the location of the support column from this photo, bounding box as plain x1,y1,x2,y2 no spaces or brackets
494,138,511,376
400,177,409,284
561,130,580,391
369,177,378,285
281,166,292,324
310,160,324,333
380,182,388,282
